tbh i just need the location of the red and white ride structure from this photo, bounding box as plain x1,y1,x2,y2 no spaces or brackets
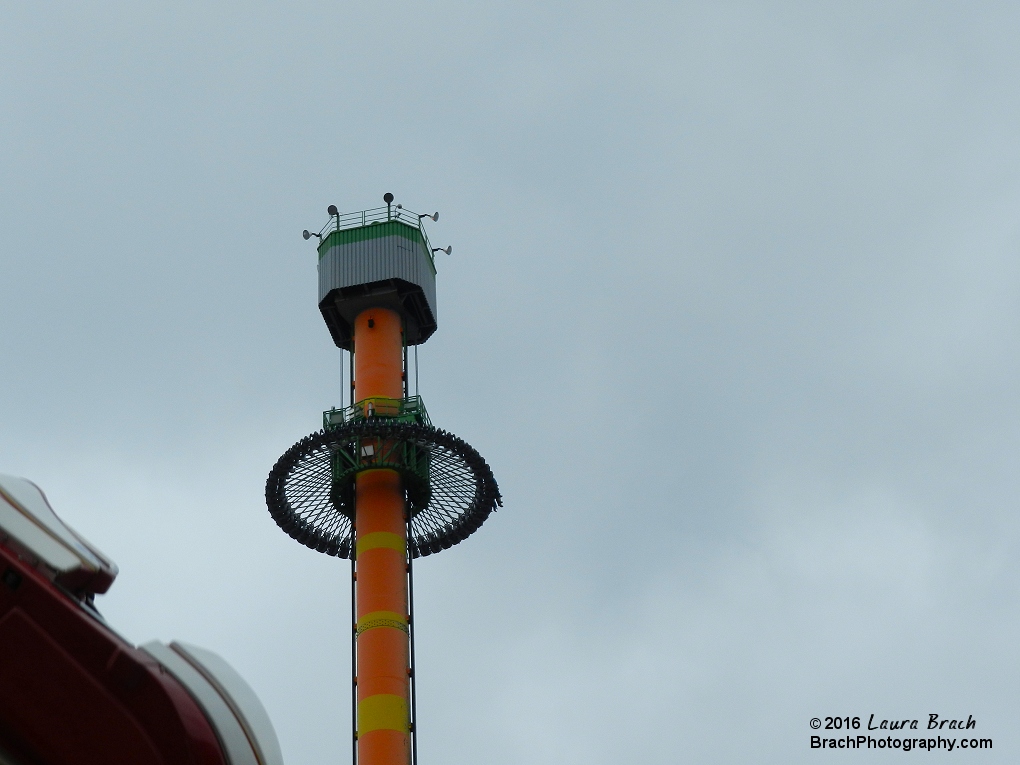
0,474,284,765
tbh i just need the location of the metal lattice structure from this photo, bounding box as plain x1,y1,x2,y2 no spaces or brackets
266,418,501,559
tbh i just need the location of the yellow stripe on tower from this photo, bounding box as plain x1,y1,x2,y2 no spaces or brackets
358,694,409,735
356,531,407,558
356,610,408,635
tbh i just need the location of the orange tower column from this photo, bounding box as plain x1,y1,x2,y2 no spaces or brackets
353,307,410,765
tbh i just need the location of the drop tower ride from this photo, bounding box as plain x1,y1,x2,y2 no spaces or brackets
266,194,501,765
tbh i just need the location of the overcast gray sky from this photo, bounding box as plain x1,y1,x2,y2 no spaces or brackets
3,2,1019,763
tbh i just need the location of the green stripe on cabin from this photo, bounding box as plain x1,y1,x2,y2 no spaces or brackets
317,220,425,259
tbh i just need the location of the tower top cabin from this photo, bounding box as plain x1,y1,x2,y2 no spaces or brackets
314,197,439,351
